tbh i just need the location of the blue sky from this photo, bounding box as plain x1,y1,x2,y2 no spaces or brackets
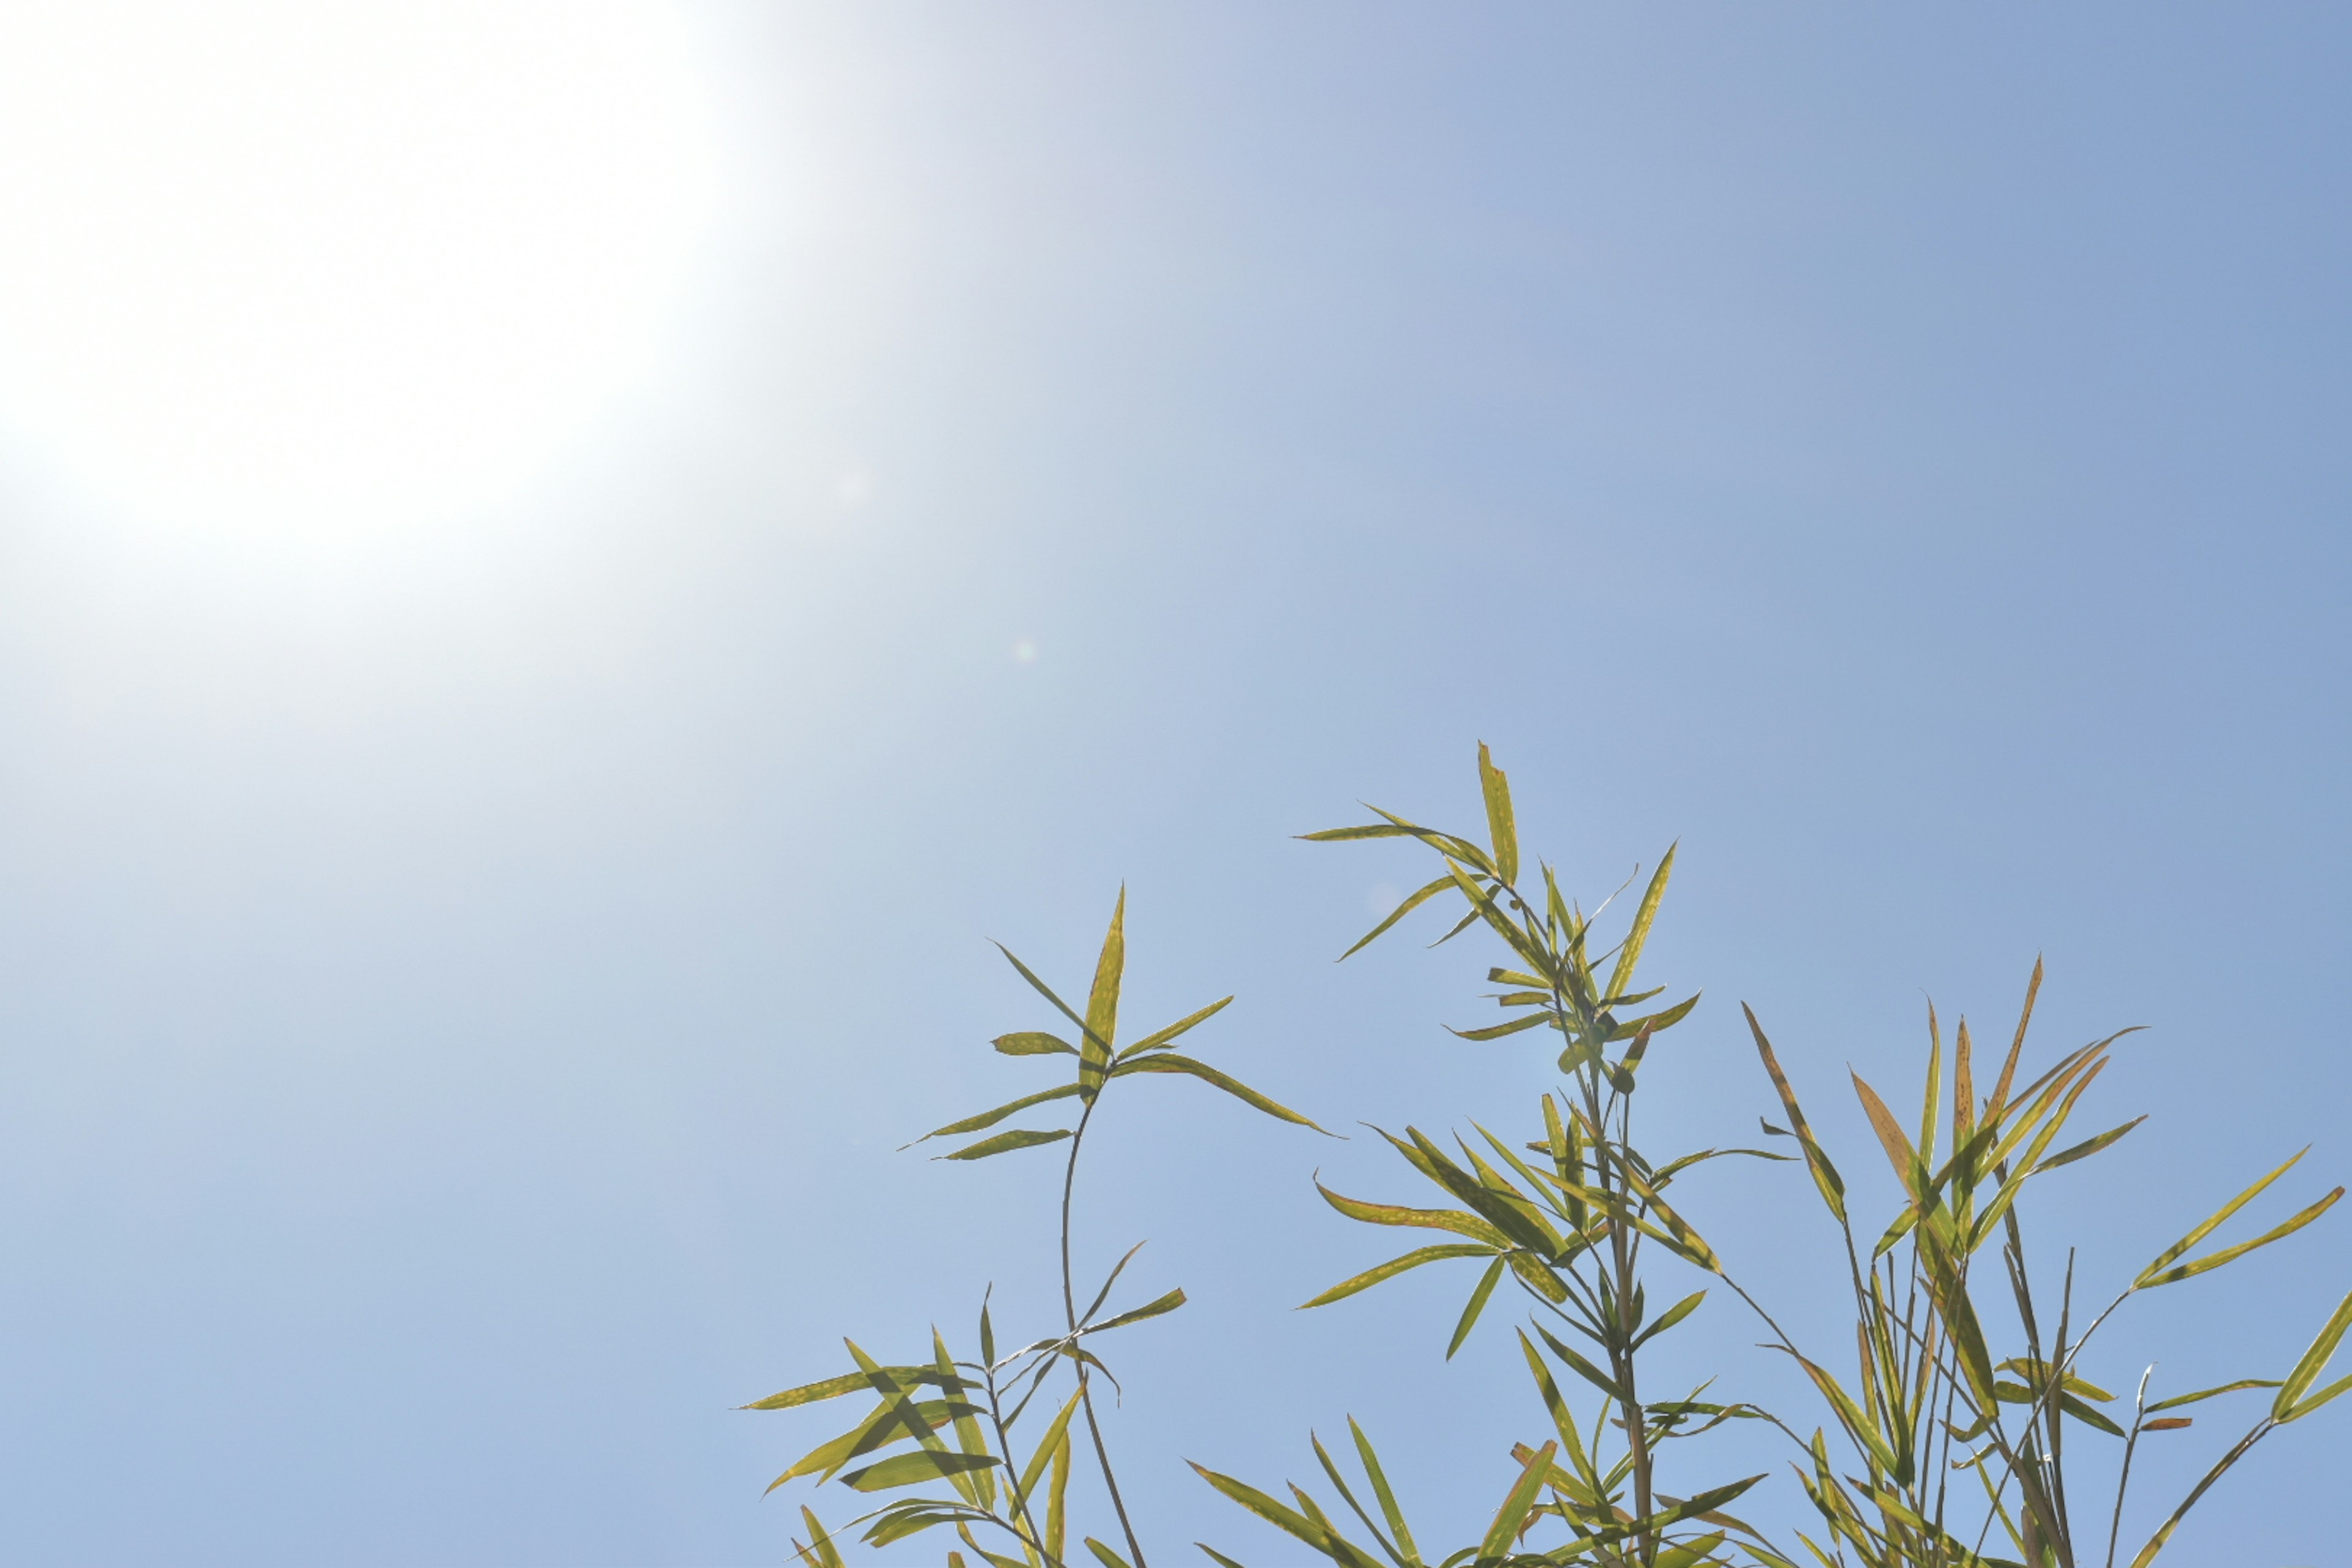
0,4,2345,1563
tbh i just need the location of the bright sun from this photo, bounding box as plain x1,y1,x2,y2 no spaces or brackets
0,0,712,532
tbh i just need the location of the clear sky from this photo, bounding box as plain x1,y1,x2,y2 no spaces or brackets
0,4,2344,1564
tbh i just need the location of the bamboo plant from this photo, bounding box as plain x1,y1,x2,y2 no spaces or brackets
747,748,2351,1568
1735,969,2352,1568
1193,745,1790,1568
744,891,1325,1568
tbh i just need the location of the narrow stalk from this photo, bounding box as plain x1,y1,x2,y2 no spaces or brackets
2103,1368,2154,1568
981,1356,1054,1566
1060,1098,1148,1568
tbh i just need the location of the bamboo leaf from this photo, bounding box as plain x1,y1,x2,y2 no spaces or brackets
2276,1287,2352,1419
1109,1052,1331,1132
1478,1439,1556,1562
1088,1287,1188,1336
1534,1324,1630,1405
1745,1006,1845,1223
1604,843,1676,1006
1087,1538,1137,1568
742,1363,956,1412
1476,743,1520,886
1633,1290,1708,1350
1849,1069,1918,1188
1016,1390,1084,1504
1348,1418,1420,1564
2032,1115,2146,1173
1446,1257,1506,1359
1299,1244,1494,1308
795,1506,847,1568
943,1128,1074,1161
1314,1181,1513,1249
838,1449,1001,1493
2135,1148,2333,1286
993,1031,1076,1057
1447,1011,1552,1043
914,1084,1085,1145
2144,1379,2281,1414
1118,996,1235,1060
1081,889,1127,1096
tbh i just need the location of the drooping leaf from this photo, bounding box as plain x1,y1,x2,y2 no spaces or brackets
914,1084,1085,1145
943,1128,1075,1161
1110,1052,1330,1132
1312,1182,1512,1248
1298,1243,1494,1308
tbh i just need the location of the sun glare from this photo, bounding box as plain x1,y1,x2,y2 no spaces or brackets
0,0,712,532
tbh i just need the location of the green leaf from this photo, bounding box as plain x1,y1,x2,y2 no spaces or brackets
1298,1243,1493,1308
993,1031,1076,1057
2136,1148,2340,1286
2033,1115,2146,1173
1087,1538,1137,1568
1080,889,1127,1097
1088,1287,1188,1335
1604,843,1675,1007
1446,1257,1506,1359
2276,1287,2352,1419
1534,1324,1629,1404
838,1449,1001,1493
2144,1378,2281,1414
943,1128,1074,1161
1335,875,1460,962
1447,1011,1552,1043
1348,1418,1419,1564
1109,1052,1330,1132
741,1365,946,1411
915,1084,1084,1144
1744,1006,1845,1224
794,1506,846,1568
1016,1390,1083,1503
990,942,1098,1047
1476,743,1519,886
1633,1290,1708,1350
1189,1463,1385,1568
1196,1547,1250,1568
1313,1182,1512,1248
1118,996,1235,1059
1478,1439,1556,1562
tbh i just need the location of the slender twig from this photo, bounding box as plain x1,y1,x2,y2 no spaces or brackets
1060,1096,1149,1568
